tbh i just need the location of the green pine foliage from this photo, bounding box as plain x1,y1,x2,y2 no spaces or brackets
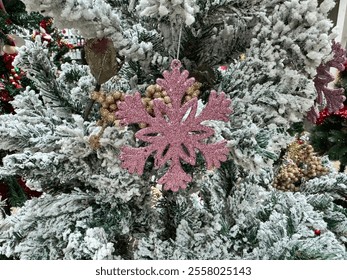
0,0,43,43
310,116,347,171
0,0,71,213
0,0,44,210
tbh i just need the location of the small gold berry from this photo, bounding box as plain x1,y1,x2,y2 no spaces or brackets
113,91,122,100
105,95,115,104
107,113,116,123
139,122,147,128
153,92,161,99
164,96,171,104
109,104,117,111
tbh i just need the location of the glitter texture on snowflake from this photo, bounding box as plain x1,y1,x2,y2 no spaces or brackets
116,60,232,191
307,40,346,123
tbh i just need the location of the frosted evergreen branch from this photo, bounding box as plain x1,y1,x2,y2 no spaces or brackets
301,173,347,248
301,173,347,200
57,62,96,116
0,151,90,190
0,193,96,259
22,0,124,40
220,56,315,171
0,89,61,152
0,200,6,220
246,187,346,259
250,0,335,77
15,40,80,117
0,115,58,152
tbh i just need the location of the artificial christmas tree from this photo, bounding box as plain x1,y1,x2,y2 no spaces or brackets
0,0,72,217
0,0,346,260
0,0,40,115
0,0,44,216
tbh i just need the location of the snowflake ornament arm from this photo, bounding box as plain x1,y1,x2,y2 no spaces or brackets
156,59,195,108
196,90,232,122
119,146,154,175
327,40,346,71
314,63,345,112
116,60,232,192
306,106,319,124
116,93,153,125
308,40,346,123
322,86,345,113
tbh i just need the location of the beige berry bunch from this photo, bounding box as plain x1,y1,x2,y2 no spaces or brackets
273,161,303,192
141,82,202,117
273,139,329,192
91,90,125,126
89,90,125,149
141,84,172,117
185,81,202,101
288,141,329,178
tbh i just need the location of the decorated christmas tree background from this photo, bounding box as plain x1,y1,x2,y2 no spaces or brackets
0,0,44,218
0,0,346,260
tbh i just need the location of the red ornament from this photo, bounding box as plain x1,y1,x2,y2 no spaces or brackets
0,181,9,201
17,178,42,198
316,105,347,125
39,19,48,31
315,108,330,124
2,53,17,70
314,229,321,236
334,105,347,118
0,90,12,102
39,18,53,32
297,139,304,144
343,59,347,70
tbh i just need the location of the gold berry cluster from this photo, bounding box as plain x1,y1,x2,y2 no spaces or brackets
89,90,125,149
273,139,329,192
141,82,202,117
91,90,125,126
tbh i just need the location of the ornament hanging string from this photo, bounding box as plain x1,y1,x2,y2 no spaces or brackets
176,20,183,60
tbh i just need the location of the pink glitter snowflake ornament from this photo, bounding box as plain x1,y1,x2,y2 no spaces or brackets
307,40,346,123
116,60,233,192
